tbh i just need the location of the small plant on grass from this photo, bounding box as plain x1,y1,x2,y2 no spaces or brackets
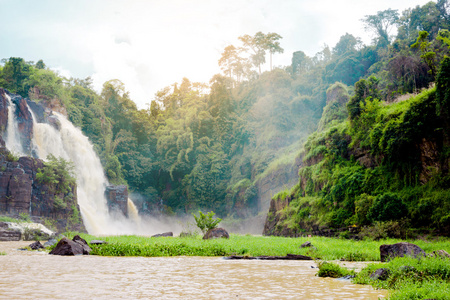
316,261,355,278
192,211,222,235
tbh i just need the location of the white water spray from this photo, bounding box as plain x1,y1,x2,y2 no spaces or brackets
4,94,24,155
30,111,151,235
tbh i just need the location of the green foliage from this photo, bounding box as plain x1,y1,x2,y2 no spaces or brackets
192,211,222,234
6,152,19,162
18,212,31,222
355,256,450,300
367,193,407,222
36,154,76,194
316,261,355,278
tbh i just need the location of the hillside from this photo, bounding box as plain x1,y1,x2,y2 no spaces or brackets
263,58,450,237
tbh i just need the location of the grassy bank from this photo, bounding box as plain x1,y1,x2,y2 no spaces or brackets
317,256,450,300
63,233,450,260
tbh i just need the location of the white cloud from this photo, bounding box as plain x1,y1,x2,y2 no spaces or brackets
0,0,432,108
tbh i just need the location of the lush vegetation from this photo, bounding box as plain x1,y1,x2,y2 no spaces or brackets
61,232,450,260
1,1,449,227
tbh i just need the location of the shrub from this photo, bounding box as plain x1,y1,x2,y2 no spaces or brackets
192,211,222,235
316,261,355,278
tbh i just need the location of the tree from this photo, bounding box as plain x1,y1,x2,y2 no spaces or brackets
265,32,284,71
291,51,311,75
239,32,267,75
362,9,399,47
192,211,222,234
411,31,438,80
332,33,360,57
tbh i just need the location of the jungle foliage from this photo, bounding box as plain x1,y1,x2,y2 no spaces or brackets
1,1,449,225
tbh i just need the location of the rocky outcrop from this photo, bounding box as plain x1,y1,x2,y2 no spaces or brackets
0,222,21,241
105,185,128,216
203,228,229,239
255,154,301,213
49,235,91,256
7,93,34,154
0,140,80,232
152,232,173,237
380,242,426,262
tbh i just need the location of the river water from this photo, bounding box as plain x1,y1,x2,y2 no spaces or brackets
0,242,387,299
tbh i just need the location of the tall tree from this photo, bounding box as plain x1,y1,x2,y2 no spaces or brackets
265,32,284,71
362,9,399,47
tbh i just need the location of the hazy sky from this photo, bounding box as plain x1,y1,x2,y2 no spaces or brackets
0,0,431,108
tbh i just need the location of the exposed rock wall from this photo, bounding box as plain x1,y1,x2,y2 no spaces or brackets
105,185,128,217
0,89,83,232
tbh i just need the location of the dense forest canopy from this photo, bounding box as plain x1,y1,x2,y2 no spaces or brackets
0,1,449,226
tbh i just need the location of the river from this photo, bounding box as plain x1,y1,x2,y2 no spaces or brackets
0,242,387,299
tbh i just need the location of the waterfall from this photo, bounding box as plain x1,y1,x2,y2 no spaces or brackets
4,94,24,155
3,98,168,236
30,110,145,235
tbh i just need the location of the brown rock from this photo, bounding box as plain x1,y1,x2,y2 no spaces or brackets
380,242,425,262
203,228,229,240
49,236,92,256
29,241,44,250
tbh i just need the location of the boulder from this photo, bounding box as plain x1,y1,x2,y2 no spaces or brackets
29,241,44,250
72,235,92,254
203,228,229,240
152,232,173,237
49,236,92,256
89,240,108,245
300,241,312,248
370,268,391,280
430,250,450,259
380,242,425,262
44,239,58,248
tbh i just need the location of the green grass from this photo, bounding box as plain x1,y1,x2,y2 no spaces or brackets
353,256,450,300
0,216,23,223
62,233,450,259
317,261,355,278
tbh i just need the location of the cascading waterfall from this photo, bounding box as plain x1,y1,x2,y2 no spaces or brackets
29,110,143,235
4,94,24,155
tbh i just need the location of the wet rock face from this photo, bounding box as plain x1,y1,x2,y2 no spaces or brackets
10,94,33,154
105,185,128,217
0,89,9,132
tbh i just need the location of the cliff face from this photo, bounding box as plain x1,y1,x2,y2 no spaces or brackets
0,89,83,232
263,86,450,237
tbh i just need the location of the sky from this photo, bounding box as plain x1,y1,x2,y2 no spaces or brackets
0,0,432,109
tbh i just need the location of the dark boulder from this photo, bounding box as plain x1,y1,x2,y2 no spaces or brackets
380,242,425,262
89,240,108,245
29,241,44,250
370,268,391,280
152,232,173,237
203,228,229,240
300,241,312,248
72,235,92,254
49,236,92,256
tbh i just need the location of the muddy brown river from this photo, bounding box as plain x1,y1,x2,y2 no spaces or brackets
0,242,387,299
